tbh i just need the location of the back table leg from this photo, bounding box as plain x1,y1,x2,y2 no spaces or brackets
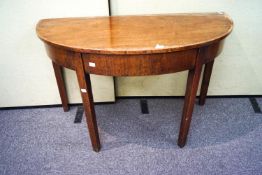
76,60,101,152
52,61,69,112
199,61,214,106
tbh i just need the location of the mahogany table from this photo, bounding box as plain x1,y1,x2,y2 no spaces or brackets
36,13,233,152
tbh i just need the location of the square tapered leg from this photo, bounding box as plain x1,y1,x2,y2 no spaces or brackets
178,50,203,148
199,60,214,106
52,61,69,112
76,60,101,152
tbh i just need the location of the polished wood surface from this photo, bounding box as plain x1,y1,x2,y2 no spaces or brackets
52,62,69,112
199,61,215,106
75,58,101,151
178,48,204,147
82,50,197,76
37,13,233,54
36,13,233,152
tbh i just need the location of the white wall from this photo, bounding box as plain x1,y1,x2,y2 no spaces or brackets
111,0,262,96
0,0,115,107
1,0,261,108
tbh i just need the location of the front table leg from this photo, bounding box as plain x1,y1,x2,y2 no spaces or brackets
178,57,202,148
76,63,101,152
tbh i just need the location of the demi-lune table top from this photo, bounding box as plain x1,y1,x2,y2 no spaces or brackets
36,13,233,54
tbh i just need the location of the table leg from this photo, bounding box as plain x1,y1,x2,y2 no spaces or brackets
76,62,101,152
199,61,214,106
178,56,202,148
52,61,69,112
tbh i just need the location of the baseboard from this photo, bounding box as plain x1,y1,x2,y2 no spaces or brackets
0,95,261,110
116,95,262,99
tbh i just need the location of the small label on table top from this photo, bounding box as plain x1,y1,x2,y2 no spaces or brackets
81,89,87,93
89,62,96,67
155,44,165,49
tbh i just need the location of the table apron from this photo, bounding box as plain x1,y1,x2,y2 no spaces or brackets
44,44,80,70
82,49,198,76
43,41,223,75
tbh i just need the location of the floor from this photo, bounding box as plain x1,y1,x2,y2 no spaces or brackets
0,98,262,175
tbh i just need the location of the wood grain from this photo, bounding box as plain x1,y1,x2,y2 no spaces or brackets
36,13,233,54
75,57,101,152
52,61,69,112
199,61,215,105
178,48,204,147
82,49,197,76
